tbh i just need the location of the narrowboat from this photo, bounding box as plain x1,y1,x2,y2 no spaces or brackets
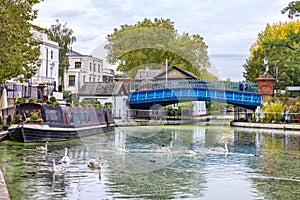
7,103,115,143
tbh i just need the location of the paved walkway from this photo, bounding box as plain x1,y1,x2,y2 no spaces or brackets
0,170,10,200
230,121,300,131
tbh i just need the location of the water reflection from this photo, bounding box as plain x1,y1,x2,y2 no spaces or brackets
1,126,300,199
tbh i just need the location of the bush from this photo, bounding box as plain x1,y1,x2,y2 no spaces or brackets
31,113,39,120
28,97,34,103
6,115,12,125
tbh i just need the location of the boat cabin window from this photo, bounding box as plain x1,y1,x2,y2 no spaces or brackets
80,112,86,123
44,108,62,123
68,113,74,124
74,113,80,124
20,108,42,120
86,112,91,122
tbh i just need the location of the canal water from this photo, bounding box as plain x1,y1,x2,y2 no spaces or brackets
1,122,300,199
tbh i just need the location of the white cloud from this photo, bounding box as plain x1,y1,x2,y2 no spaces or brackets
33,0,292,81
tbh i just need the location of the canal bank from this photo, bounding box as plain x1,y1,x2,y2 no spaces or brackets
230,121,300,131
0,170,10,200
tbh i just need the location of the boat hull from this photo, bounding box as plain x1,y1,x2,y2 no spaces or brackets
8,123,115,143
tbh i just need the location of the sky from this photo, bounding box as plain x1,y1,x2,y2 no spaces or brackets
32,0,292,81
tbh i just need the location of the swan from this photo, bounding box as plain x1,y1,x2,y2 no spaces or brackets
61,148,71,163
88,157,102,169
36,141,48,152
211,142,228,152
182,149,199,155
117,142,128,152
154,141,173,153
52,159,66,172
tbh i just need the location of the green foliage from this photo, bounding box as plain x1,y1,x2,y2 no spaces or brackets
105,18,215,80
281,1,300,19
37,99,43,103
16,97,26,104
30,113,38,120
47,19,76,89
0,0,41,83
243,21,300,89
6,115,12,125
28,97,34,103
104,102,112,109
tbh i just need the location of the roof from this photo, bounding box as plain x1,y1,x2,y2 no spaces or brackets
154,65,199,80
134,69,161,81
78,82,127,96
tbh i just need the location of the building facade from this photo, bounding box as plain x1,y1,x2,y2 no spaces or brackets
31,28,60,89
65,50,104,96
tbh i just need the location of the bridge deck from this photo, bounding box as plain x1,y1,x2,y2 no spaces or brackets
129,80,262,110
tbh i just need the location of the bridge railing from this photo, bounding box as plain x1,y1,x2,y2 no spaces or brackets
131,79,258,93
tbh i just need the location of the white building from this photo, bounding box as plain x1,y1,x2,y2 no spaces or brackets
65,50,104,95
31,28,60,89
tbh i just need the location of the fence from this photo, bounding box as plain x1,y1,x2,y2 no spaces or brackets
0,82,55,100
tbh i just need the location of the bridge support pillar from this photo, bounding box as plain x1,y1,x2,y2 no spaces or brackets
256,74,275,100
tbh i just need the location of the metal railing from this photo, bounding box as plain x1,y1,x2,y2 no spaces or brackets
131,79,258,93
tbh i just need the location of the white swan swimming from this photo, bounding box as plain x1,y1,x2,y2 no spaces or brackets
61,148,71,163
154,141,173,153
211,142,228,152
36,141,48,152
182,149,199,155
117,142,128,152
52,159,66,172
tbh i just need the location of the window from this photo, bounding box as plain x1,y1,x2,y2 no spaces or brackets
90,63,92,71
75,62,81,69
94,63,96,72
50,50,53,59
98,64,100,72
83,75,86,82
89,77,92,82
69,75,75,86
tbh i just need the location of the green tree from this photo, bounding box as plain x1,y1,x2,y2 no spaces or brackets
281,1,300,19
105,18,215,80
243,21,300,89
0,0,41,83
47,19,76,89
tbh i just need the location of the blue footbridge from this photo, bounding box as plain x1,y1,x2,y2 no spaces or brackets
128,79,262,111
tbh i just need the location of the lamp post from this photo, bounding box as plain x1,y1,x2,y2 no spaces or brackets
274,64,279,93
122,58,126,77
263,56,269,75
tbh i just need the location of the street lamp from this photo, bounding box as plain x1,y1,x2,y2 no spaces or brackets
263,56,269,75
122,58,126,77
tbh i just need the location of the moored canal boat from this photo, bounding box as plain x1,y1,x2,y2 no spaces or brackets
7,103,115,143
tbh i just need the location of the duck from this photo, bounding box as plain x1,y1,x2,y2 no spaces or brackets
88,156,102,169
61,148,71,163
52,159,66,172
154,141,173,153
211,142,228,152
36,141,48,152
182,149,199,155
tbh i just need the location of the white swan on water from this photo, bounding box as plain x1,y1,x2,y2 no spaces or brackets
36,141,48,152
211,142,228,152
61,148,71,163
182,149,200,155
52,159,66,172
154,141,173,153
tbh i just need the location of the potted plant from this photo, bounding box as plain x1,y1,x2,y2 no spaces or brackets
28,97,35,103
6,115,12,126
31,113,39,120
14,114,23,124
